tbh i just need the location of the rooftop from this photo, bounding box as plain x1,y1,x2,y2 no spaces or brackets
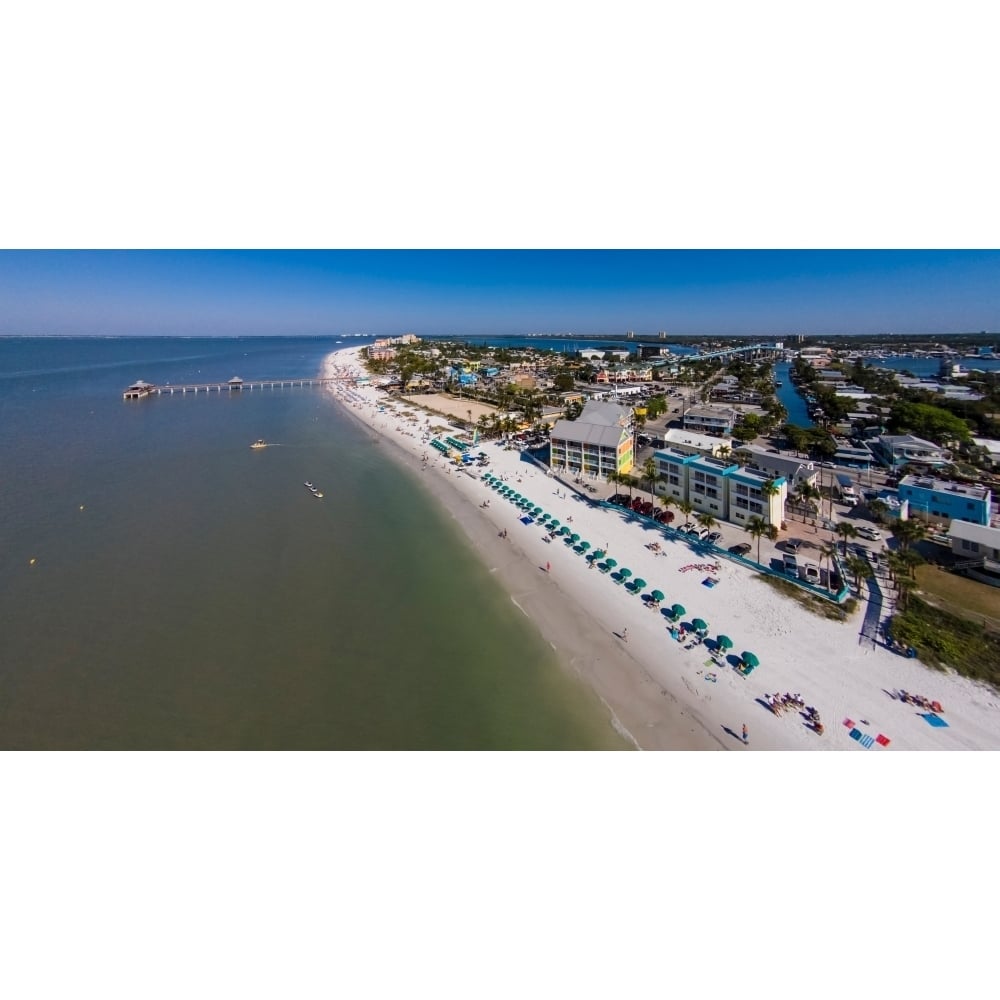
899,475,990,500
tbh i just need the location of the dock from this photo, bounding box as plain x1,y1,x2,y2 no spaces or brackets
123,375,355,400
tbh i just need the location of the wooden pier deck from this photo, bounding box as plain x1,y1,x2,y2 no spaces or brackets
123,376,355,399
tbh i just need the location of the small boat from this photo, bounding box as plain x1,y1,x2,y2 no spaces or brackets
251,439,268,449
314,491,324,498
304,481,314,489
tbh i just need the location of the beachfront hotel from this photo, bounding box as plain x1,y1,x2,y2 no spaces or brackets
653,448,788,527
549,400,635,477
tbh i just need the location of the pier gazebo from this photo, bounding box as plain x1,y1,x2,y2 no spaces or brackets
227,377,244,391
123,380,155,399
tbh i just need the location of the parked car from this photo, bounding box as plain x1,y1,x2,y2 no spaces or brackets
729,542,752,556
857,526,882,541
707,531,722,543
784,538,803,553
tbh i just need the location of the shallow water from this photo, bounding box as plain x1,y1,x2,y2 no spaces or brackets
0,337,625,748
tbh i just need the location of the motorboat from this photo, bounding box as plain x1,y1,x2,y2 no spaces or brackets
251,439,268,449
314,491,324,498
304,481,314,489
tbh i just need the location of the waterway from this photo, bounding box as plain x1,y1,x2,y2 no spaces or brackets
773,361,813,428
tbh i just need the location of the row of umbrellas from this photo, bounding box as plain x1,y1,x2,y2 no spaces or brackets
481,475,759,667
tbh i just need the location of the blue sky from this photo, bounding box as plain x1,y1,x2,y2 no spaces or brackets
0,250,997,337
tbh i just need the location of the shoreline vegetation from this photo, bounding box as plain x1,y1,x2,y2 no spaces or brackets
323,346,1000,750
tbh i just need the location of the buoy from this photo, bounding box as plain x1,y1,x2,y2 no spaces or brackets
29,558,36,565
79,505,85,510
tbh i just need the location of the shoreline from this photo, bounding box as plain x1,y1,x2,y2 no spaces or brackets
322,347,1000,751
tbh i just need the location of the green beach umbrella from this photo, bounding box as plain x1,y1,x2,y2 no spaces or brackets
650,589,665,602
579,541,591,550
692,618,708,633
533,507,543,515
632,578,646,591
619,568,633,578
604,558,617,568
559,526,570,536
549,519,560,529
717,635,734,650
540,513,550,521
671,603,686,618
592,549,605,560
570,533,580,543
742,651,760,668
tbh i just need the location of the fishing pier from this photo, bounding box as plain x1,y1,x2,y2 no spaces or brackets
123,375,355,399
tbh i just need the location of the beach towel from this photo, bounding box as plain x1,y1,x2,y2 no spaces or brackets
704,673,717,683
843,718,854,728
876,734,891,747
702,578,718,588
921,713,949,728
520,516,534,525
849,728,862,741
859,734,875,749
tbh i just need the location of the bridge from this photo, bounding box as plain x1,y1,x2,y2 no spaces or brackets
123,375,357,399
672,343,784,365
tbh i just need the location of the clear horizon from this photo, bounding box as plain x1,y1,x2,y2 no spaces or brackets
1,250,998,339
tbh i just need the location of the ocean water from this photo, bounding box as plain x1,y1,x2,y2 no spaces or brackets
0,337,624,749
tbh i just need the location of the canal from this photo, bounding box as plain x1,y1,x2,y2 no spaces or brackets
773,361,814,428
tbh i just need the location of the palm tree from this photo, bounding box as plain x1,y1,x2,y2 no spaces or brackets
760,477,781,525
642,457,658,498
895,575,916,611
835,521,858,556
657,493,676,523
844,554,873,596
696,512,718,537
820,541,839,591
793,480,820,522
868,498,888,524
884,550,907,585
900,548,924,579
677,499,694,525
745,515,769,564
716,443,732,462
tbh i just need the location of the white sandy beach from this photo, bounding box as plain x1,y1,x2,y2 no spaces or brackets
323,347,1000,750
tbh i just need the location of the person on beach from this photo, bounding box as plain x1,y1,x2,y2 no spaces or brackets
546,561,551,574
622,628,628,643
742,723,748,744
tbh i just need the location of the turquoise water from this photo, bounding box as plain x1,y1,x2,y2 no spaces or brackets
0,337,625,749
